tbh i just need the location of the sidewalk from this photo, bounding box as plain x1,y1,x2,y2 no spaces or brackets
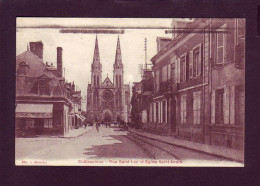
128,128,244,163
64,126,94,138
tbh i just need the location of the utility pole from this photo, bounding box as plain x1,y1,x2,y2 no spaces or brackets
145,38,147,71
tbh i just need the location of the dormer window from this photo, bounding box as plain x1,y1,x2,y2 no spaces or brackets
18,61,29,76
38,75,50,95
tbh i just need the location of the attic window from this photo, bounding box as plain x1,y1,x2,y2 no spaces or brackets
38,78,50,95
18,62,29,76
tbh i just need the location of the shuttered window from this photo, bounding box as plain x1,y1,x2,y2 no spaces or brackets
167,64,171,80
175,58,180,83
211,91,216,124
189,50,193,78
216,25,226,64
156,102,159,123
153,103,156,123
38,79,50,95
188,44,202,78
180,55,186,82
162,65,168,82
181,94,187,124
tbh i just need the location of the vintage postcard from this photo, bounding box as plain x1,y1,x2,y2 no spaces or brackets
15,18,245,166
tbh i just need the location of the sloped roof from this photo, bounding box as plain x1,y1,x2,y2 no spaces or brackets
16,50,63,96
16,50,56,79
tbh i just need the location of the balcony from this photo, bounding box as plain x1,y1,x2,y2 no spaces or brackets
156,79,177,96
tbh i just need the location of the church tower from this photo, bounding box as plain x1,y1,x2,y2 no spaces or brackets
91,36,102,116
91,36,102,88
113,36,123,88
113,36,126,121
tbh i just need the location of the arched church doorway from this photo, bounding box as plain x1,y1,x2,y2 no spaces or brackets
101,109,113,122
104,112,112,122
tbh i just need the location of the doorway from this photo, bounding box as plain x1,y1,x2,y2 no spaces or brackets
170,98,177,132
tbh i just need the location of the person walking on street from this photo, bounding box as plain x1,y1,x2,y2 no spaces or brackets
96,122,99,133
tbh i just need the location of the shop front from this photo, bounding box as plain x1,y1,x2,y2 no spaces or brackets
15,103,62,136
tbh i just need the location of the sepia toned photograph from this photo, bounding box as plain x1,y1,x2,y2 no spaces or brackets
15,18,245,167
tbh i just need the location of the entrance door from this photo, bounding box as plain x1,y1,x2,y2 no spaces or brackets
170,99,177,132
34,118,44,134
102,109,113,122
104,112,112,122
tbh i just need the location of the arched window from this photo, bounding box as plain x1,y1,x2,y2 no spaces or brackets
97,76,99,86
94,75,96,86
116,75,118,87
119,75,121,86
119,92,121,106
94,91,99,105
116,91,121,107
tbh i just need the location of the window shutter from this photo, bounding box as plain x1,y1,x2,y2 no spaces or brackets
174,59,178,83
167,64,171,80
229,86,235,124
211,91,215,124
153,103,156,122
224,87,230,124
189,50,193,78
198,43,202,76
193,95,196,124
217,31,224,64
186,53,189,80
184,56,186,81
176,58,180,83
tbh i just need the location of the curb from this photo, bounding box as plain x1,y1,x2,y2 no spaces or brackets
128,130,244,163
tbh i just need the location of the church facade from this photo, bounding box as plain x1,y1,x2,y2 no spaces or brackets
86,36,130,123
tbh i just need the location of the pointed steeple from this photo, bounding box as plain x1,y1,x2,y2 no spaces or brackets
93,35,100,65
115,36,122,65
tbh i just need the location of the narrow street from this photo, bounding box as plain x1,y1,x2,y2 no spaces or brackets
16,126,232,163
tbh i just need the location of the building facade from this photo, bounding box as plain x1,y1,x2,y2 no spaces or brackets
147,18,245,149
87,36,130,123
15,41,83,137
131,70,154,129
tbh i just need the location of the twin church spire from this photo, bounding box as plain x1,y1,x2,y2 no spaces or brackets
92,35,101,66
91,35,123,87
92,36,122,69
115,36,122,66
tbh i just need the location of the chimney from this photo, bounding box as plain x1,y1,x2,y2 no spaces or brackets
30,41,43,59
156,37,171,52
57,47,63,77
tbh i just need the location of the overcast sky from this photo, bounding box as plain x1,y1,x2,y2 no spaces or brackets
16,18,174,97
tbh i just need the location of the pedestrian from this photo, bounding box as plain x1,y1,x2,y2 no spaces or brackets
96,122,99,133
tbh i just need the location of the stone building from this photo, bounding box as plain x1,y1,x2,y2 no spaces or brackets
131,70,154,129
15,41,83,137
87,36,130,123
148,18,245,149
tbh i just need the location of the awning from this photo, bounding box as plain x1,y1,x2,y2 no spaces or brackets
75,114,85,121
79,115,86,120
16,103,53,118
